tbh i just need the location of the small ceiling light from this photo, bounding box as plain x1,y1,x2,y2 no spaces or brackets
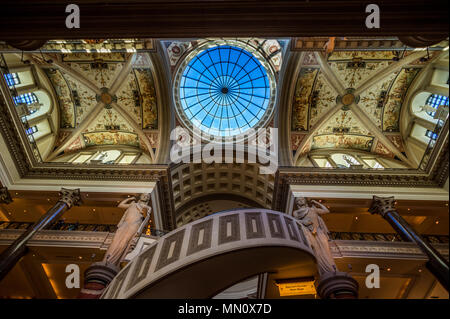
387,268,391,272
92,208,96,212
78,256,83,259
355,216,359,221
23,210,27,213
15,192,19,195
407,208,410,211
418,269,422,273
435,220,439,225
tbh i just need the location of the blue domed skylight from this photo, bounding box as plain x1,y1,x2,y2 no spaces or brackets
177,45,273,137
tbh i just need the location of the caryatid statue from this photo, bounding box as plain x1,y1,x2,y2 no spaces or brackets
293,197,337,276
103,193,151,266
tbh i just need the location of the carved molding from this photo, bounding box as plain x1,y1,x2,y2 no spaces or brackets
368,195,396,217
331,240,449,260
59,188,82,208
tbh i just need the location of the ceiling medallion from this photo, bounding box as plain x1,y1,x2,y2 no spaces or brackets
96,87,117,109
336,88,359,111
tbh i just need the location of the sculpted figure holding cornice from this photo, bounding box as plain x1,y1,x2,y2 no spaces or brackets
293,197,337,276
103,193,151,266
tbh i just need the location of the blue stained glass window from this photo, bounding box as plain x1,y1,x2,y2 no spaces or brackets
13,92,38,105
426,94,449,117
25,125,38,136
425,129,438,140
178,45,271,137
4,73,20,87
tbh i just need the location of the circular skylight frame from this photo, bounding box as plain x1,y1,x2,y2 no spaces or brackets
173,40,277,142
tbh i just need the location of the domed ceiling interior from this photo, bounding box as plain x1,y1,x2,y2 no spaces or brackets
0,37,448,170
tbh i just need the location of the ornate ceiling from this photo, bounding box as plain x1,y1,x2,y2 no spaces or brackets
31,51,160,162
289,49,443,166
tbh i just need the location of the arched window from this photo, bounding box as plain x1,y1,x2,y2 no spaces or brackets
13,92,38,106
330,153,361,168
4,73,20,87
426,94,449,117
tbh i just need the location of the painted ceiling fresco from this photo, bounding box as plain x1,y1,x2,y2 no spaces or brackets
43,52,159,158
290,50,429,163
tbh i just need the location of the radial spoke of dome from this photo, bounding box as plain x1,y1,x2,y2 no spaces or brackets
239,91,268,100
239,95,265,112
225,47,232,75
235,97,259,119
184,93,215,111
183,91,211,100
236,65,260,83
183,75,212,88
190,64,215,84
228,49,244,79
195,56,218,83
206,51,222,83
239,75,266,87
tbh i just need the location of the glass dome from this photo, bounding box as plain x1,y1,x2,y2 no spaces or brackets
175,44,275,138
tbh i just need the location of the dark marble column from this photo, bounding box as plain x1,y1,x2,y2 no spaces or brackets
369,195,449,291
0,188,82,282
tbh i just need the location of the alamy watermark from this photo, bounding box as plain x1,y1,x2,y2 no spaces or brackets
169,126,278,174
65,4,380,29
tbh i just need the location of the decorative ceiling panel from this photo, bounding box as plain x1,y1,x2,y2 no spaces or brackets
311,134,374,152
43,68,75,128
382,68,421,132
358,72,398,129
317,109,371,136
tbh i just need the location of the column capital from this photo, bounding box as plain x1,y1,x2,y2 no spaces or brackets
0,187,13,204
59,188,82,208
368,195,396,217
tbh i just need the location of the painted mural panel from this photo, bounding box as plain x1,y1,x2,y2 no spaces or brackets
382,68,421,132
134,68,158,129
43,68,75,128
83,131,139,147
291,68,317,131
312,134,374,152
